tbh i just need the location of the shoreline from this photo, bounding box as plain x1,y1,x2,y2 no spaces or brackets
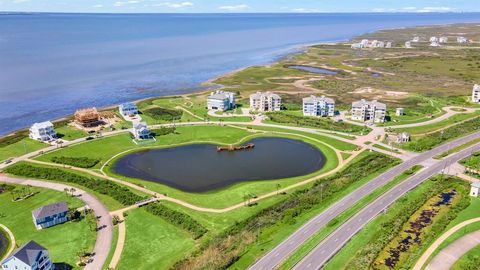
2,21,479,139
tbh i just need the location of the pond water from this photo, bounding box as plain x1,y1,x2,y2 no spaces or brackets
287,65,339,75
112,137,326,192
0,229,8,258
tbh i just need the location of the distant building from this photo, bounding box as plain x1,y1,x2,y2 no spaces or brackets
351,99,387,123
119,102,138,116
75,107,100,127
1,241,53,270
430,41,440,47
249,92,282,112
370,40,385,48
396,108,404,116
439,36,448,43
385,42,392,48
29,121,57,142
351,43,364,49
457,36,468,44
302,95,335,117
360,39,369,47
207,90,236,111
396,132,411,143
412,36,420,42
471,182,480,197
32,201,68,230
132,122,151,140
430,36,438,42
405,41,412,48
472,84,480,103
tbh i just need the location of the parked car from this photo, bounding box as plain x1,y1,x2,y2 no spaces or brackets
4,159,12,164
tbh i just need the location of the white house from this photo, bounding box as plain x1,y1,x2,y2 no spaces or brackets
249,92,282,112
439,36,449,43
1,241,54,270
385,42,392,48
132,122,151,140
457,36,468,44
472,84,480,103
370,40,385,48
302,95,335,117
29,121,57,142
360,39,369,47
351,43,364,49
207,90,236,111
412,36,420,42
430,36,438,42
470,182,480,197
396,108,404,116
351,99,387,123
119,102,138,116
32,202,68,230
396,132,411,143
430,41,440,47
405,41,412,48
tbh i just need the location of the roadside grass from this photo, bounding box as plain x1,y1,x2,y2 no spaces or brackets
0,186,96,269
278,165,423,269
341,152,352,160
434,137,480,159
104,132,339,209
372,143,401,153
0,138,47,162
117,208,195,270
324,176,469,270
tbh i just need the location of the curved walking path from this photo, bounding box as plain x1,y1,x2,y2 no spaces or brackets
389,106,477,130
0,224,15,261
413,217,480,270
0,175,112,270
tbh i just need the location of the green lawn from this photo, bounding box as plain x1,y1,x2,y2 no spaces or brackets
0,138,47,162
0,186,96,269
117,208,195,270
55,125,88,141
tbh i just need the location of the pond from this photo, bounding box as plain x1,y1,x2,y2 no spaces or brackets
287,65,339,75
0,229,8,258
112,137,326,192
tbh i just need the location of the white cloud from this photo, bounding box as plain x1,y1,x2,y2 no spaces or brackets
217,4,249,11
114,0,141,7
291,8,321,13
416,6,453,12
150,1,194,8
371,6,454,13
92,4,103,8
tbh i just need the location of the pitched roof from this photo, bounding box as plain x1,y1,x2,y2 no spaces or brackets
32,201,68,220
6,240,47,267
208,91,234,100
472,182,480,188
31,121,54,130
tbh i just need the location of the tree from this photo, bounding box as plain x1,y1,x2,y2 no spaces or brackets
64,187,69,197
70,188,76,196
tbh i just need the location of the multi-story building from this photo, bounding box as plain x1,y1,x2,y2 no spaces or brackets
472,84,480,103
207,91,236,111
302,95,335,117
32,201,68,229
429,36,438,42
74,107,100,127
119,102,138,116
457,36,468,44
249,92,282,112
1,241,54,270
29,121,57,142
132,122,151,140
351,99,387,123
405,41,412,48
439,36,449,43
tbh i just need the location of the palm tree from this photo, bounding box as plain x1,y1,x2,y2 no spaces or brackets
70,188,76,196
64,188,69,197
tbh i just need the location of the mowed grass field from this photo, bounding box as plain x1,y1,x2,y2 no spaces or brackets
0,186,96,269
0,138,47,162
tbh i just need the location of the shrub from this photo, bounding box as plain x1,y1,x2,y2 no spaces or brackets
4,164,145,206
51,156,100,168
144,203,207,239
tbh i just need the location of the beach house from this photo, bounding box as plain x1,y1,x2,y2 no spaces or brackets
119,102,138,116
303,95,335,117
385,42,392,48
249,92,282,112
1,241,54,270
351,99,387,123
351,43,364,49
32,202,68,229
405,41,412,48
207,90,236,111
457,36,468,44
412,36,420,42
439,36,448,43
396,132,411,143
132,122,151,140
74,107,100,127
429,36,438,42
472,84,480,103
29,121,57,142
470,182,480,197
360,39,369,47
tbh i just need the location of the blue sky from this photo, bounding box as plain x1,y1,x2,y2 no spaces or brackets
0,0,478,13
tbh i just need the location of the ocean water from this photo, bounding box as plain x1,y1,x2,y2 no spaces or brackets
1,12,480,135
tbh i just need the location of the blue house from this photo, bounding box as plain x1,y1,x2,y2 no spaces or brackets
119,102,138,116
32,202,68,230
1,241,54,270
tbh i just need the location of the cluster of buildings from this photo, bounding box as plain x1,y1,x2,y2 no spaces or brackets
1,201,69,270
406,35,470,48
117,102,153,141
351,39,392,49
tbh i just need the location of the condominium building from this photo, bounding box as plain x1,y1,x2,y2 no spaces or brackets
302,95,335,117
249,92,282,112
472,84,480,103
439,36,449,43
207,90,236,111
29,121,57,142
351,99,387,123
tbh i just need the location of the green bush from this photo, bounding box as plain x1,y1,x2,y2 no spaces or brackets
144,203,207,239
143,107,183,121
4,164,145,206
51,156,100,168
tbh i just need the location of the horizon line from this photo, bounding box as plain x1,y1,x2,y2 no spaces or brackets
2,11,480,15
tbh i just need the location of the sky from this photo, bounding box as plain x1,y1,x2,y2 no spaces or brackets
0,0,479,13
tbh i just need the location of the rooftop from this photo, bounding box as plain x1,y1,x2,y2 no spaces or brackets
4,240,47,267
31,121,54,130
472,182,480,188
250,91,281,99
32,201,68,220
352,99,386,110
303,95,335,104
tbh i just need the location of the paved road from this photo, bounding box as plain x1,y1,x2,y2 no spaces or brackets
249,131,480,270
0,175,113,270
